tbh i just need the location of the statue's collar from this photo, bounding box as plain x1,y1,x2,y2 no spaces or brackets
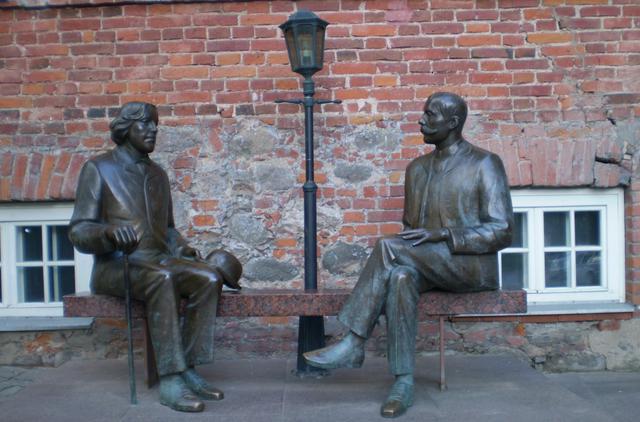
435,138,463,159
114,145,151,166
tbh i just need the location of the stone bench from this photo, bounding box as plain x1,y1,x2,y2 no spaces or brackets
64,288,526,389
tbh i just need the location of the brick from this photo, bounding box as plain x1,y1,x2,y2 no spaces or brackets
421,23,464,34
0,97,32,108
352,24,396,36
115,42,158,55
581,6,621,17
69,70,113,82
527,32,574,44
211,66,256,78
161,67,209,80
59,18,100,31
458,35,501,47
332,63,377,74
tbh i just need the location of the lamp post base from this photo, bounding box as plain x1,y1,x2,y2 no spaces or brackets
295,315,329,377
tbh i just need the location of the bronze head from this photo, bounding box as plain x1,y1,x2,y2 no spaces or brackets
109,102,159,154
419,92,468,148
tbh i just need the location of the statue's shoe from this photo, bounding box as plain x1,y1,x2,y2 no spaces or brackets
380,380,414,418
303,338,364,369
182,369,224,401
159,375,205,413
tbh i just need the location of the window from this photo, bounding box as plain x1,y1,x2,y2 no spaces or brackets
499,189,625,305
0,203,92,316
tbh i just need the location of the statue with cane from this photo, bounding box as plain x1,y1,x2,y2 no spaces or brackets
69,102,242,413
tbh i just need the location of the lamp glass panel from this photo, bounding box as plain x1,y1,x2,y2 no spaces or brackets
284,29,299,69
297,25,315,68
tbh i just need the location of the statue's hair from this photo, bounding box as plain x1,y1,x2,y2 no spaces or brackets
109,102,157,145
428,92,468,131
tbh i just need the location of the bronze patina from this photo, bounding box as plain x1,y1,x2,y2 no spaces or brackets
69,102,242,413
304,92,514,418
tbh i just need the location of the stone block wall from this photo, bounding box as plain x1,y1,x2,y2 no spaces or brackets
2,315,639,372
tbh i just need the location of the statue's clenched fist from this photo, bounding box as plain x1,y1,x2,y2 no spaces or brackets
105,225,139,254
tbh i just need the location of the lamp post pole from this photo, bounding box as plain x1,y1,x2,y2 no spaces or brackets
277,79,340,374
276,9,340,375
296,77,324,374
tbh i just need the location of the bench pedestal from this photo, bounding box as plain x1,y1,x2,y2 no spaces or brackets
64,288,526,389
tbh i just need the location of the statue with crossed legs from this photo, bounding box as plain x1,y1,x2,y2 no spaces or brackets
304,92,514,418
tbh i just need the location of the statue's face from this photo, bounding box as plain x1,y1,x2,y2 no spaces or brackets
127,107,159,154
419,99,453,146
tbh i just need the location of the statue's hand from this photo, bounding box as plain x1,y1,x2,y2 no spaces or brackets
397,228,449,247
105,225,139,254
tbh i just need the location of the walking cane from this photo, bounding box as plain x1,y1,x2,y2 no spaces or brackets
124,253,137,405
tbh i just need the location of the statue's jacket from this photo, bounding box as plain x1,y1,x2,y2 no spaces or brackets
401,139,514,291
69,146,189,291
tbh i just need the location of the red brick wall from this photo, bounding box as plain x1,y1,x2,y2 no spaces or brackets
0,0,638,302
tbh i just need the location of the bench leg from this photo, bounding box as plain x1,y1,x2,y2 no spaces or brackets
439,316,447,391
143,319,159,388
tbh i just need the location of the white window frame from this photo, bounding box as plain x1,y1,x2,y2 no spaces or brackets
499,188,625,305
0,203,92,316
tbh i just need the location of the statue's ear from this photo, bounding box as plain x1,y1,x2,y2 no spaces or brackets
448,115,460,130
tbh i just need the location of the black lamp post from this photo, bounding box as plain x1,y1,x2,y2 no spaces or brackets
277,10,341,375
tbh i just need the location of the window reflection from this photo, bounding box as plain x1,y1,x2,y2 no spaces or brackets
545,252,571,288
17,226,43,262
544,212,570,247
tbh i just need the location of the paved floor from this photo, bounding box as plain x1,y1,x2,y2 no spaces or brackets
0,354,638,422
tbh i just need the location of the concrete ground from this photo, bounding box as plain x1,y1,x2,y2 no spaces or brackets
0,354,638,422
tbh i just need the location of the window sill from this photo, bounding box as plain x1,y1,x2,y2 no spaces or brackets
526,302,635,315
0,316,94,332
453,302,636,323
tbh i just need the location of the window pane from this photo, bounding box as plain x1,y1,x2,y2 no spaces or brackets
510,212,527,248
18,267,44,302
17,226,43,262
575,211,600,246
47,225,74,261
501,253,527,290
48,266,76,302
545,252,571,288
576,251,601,287
544,212,570,247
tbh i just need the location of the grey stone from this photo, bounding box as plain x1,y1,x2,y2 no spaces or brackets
228,122,280,157
228,213,270,246
322,242,369,276
155,124,202,153
334,162,373,183
244,258,299,281
351,126,402,151
544,352,606,372
589,319,640,370
255,162,296,192
317,204,343,232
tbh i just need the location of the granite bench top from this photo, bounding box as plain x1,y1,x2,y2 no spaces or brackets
63,288,526,319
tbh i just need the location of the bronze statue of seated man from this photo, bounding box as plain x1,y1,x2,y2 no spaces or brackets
69,101,242,413
304,92,514,418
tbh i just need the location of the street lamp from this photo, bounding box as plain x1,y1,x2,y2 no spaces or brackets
277,10,341,375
